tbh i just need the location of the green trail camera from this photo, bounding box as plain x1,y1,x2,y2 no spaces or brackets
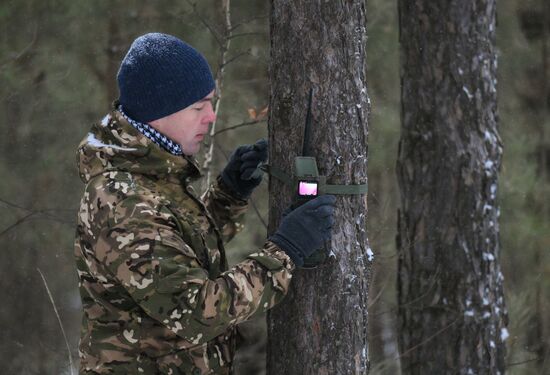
292,157,324,209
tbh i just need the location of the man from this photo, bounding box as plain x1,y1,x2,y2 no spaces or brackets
74,32,336,374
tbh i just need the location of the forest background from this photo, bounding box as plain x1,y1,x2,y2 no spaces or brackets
0,0,548,374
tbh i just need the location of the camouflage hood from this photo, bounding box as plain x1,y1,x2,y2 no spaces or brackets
76,106,202,184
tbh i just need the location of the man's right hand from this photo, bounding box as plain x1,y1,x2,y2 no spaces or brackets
269,195,336,267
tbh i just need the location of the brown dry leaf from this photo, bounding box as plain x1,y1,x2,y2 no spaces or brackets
247,108,257,120
258,106,269,119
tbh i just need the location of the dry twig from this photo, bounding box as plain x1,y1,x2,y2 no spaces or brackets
212,119,266,136
37,267,75,375
201,0,233,191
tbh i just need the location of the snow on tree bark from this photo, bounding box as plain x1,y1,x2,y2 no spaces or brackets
396,1,508,373
266,1,371,374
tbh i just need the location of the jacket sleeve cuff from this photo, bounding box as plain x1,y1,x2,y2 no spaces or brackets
247,240,296,272
216,174,249,203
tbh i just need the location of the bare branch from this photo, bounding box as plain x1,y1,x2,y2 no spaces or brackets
367,271,393,308
220,49,252,68
37,268,75,375
248,190,268,230
506,357,542,368
228,32,266,40
0,212,35,238
0,23,38,70
229,14,268,32
80,52,106,83
0,197,75,237
395,318,459,360
370,269,442,317
184,0,224,48
213,119,266,136
189,1,267,229
0,197,76,213
0,197,75,224
201,0,233,190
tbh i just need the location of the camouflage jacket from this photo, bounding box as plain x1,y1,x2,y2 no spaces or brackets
74,106,295,374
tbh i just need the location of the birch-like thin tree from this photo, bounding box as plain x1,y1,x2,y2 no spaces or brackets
266,1,371,374
396,1,508,373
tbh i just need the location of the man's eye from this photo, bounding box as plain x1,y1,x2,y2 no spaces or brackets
194,106,203,111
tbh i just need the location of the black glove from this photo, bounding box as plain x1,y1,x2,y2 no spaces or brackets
269,195,336,267
280,204,330,268
221,138,268,200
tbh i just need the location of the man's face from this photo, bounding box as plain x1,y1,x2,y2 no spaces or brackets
149,90,216,156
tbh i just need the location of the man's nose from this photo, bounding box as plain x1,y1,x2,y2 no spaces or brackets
203,104,216,124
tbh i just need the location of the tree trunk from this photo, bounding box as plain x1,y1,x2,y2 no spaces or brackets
266,1,371,374
396,1,508,374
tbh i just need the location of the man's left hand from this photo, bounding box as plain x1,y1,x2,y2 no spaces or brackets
221,138,267,199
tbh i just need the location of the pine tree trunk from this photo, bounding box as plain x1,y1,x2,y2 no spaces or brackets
396,1,508,373
266,1,371,374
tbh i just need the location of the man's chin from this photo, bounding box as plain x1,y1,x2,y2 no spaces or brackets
183,145,200,156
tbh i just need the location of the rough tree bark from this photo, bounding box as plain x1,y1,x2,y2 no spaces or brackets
396,1,508,374
266,1,371,374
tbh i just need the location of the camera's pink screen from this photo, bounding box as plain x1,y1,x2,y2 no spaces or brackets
299,182,318,196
